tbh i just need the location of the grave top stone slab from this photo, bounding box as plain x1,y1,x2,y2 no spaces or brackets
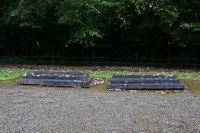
18,71,92,88
110,75,178,83
24,71,89,80
108,75,185,90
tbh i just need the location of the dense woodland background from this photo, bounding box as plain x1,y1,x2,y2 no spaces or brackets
0,0,200,61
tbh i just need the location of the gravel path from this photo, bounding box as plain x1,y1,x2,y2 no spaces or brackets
0,85,200,133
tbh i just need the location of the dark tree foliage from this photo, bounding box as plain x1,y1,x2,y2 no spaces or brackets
0,0,200,58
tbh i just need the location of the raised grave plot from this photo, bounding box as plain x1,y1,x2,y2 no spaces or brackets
108,75,185,90
18,71,92,88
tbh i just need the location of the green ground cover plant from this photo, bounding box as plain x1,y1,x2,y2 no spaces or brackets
0,69,26,80
89,70,200,80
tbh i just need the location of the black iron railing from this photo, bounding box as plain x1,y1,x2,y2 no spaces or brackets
0,56,200,68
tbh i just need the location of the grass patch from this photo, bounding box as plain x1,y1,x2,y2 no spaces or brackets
0,69,26,80
174,72,200,80
89,70,200,80
89,71,114,78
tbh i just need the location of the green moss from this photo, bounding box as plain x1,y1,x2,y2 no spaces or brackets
82,83,109,93
0,80,16,88
182,79,200,94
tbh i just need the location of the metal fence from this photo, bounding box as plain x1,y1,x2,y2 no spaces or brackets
0,56,200,68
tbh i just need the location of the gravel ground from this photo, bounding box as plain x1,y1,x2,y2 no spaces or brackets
0,85,200,133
